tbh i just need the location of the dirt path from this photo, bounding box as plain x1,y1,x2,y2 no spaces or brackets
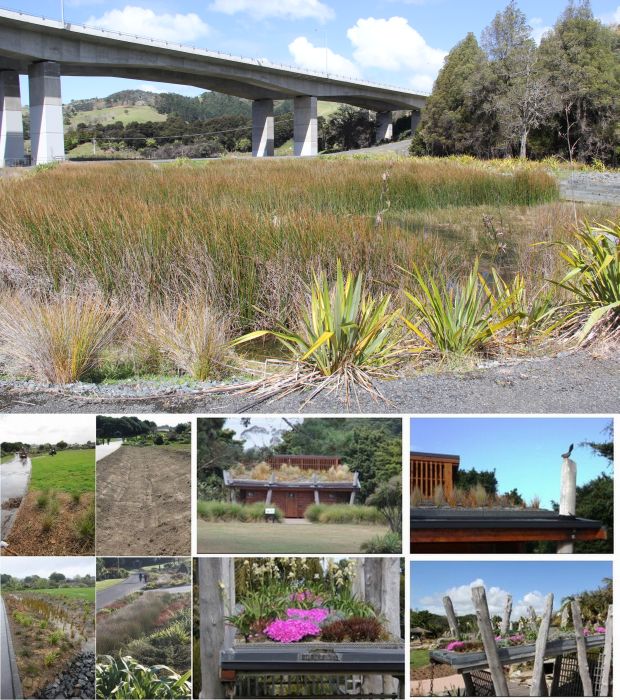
96,446,190,555
1,596,22,699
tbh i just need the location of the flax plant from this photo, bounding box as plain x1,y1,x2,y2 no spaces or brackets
231,261,406,403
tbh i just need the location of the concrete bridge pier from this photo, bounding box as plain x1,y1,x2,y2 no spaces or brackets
28,61,64,164
252,98,274,157
0,69,24,166
411,109,421,135
293,95,317,157
375,110,393,143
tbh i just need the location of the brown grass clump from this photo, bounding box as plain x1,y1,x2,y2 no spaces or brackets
136,299,234,380
231,461,353,482
0,291,123,382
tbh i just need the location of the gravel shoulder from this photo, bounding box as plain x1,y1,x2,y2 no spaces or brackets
558,171,620,205
1,351,617,414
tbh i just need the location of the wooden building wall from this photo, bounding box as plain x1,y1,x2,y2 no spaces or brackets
239,487,349,518
410,452,459,499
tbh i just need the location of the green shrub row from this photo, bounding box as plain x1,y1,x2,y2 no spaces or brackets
197,500,283,522
304,503,386,525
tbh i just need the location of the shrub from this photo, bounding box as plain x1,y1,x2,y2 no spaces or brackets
320,616,386,643
360,531,402,554
95,655,191,699
0,291,124,383
36,491,49,509
303,504,386,525
197,500,283,522
74,502,95,548
154,434,164,445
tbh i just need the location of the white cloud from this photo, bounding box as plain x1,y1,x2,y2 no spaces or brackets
209,0,334,23
86,6,211,42
418,579,550,621
347,17,446,90
614,6,620,22
530,17,552,45
288,37,361,78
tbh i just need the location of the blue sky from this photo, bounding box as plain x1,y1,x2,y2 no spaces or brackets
10,0,620,103
410,417,612,508
410,560,612,618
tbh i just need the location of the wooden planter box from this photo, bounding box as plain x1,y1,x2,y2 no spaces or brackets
430,634,606,673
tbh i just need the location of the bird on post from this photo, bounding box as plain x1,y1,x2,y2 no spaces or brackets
561,444,574,459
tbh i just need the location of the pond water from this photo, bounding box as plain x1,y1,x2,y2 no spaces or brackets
1,455,31,500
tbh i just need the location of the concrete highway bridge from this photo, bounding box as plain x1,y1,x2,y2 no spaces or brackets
0,7,426,165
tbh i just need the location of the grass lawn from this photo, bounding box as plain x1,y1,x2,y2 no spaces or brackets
95,578,124,591
25,587,96,602
197,519,393,554
67,104,166,128
411,649,430,668
30,449,95,494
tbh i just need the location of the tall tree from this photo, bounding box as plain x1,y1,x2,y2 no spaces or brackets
538,0,620,163
416,33,496,156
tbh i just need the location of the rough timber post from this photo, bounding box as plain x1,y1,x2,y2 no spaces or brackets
375,110,393,142
293,95,317,156
558,457,577,554
199,557,235,699
252,98,274,157
443,595,460,639
530,592,554,696
471,586,510,696
28,61,64,164
353,558,401,697
571,598,593,696
600,605,613,697
500,594,512,636
0,70,25,166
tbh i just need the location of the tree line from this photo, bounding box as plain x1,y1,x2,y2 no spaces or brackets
413,0,619,164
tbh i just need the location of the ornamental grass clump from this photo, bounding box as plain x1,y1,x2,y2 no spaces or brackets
232,260,406,403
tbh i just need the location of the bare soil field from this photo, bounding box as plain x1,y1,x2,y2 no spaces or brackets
2,492,94,556
96,446,190,555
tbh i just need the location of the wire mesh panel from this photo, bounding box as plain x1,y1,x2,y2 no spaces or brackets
468,670,495,697
550,651,605,696
233,673,399,698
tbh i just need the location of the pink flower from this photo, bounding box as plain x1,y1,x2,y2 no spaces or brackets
264,619,320,643
445,641,465,652
595,626,606,634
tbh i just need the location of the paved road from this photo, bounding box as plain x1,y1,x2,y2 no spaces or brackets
96,439,123,461
96,573,145,611
1,596,23,699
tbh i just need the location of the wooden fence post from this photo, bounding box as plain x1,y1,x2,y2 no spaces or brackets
530,593,553,697
571,599,593,696
599,605,612,697
443,595,460,639
471,586,510,696
501,595,512,636
199,557,235,699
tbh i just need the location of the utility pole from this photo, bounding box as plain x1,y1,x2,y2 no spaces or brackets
60,1,64,26
92,138,96,155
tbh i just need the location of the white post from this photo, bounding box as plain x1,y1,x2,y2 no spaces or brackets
530,593,553,696
0,70,25,166
557,457,577,554
252,98,274,157
293,95,317,156
500,594,512,636
28,61,65,165
375,111,393,143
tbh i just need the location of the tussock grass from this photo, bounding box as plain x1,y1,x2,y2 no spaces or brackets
304,503,385,524
0,291,124,382
197,500,283,522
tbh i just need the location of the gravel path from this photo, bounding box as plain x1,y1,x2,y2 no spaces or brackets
558,171,620,205
0,351,616,414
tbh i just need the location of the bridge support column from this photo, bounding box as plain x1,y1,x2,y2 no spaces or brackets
252,98,274,157
375,110,393,143
28,61,64,165
293,95,317,157
411,109,421,135
0,70,25,167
